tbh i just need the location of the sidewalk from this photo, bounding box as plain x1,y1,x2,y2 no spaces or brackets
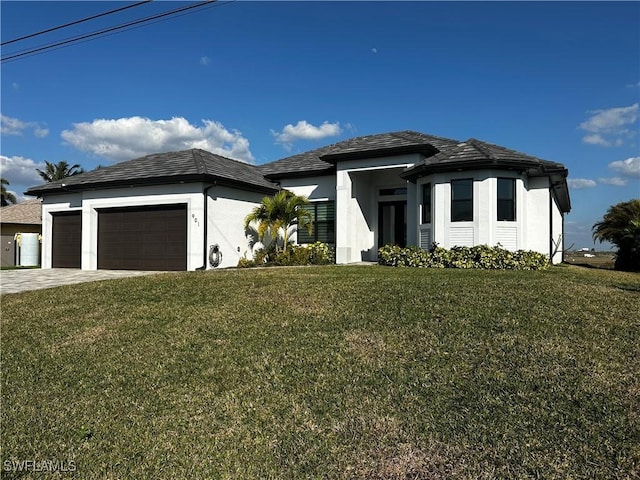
0,268,159,295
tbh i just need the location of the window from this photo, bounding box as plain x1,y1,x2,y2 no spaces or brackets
497,178,516,221
298,201,335,244
451,179,473,222
421,183,431,224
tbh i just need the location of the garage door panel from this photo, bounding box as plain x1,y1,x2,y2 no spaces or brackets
52,212,82,268
98,205,187,271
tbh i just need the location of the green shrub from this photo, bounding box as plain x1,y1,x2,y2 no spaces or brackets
378,243,549,270
236,257,256,268
307,242,335,265
237,242,335,268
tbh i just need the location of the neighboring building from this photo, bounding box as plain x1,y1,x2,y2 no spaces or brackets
0,198,42,267
26,131,570,270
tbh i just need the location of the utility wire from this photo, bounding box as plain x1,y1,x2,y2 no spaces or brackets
1,0,153,46
1,0,218,63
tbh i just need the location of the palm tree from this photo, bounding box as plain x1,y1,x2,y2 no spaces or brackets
36,161,84,183
244,190,313,252
592,199,640,271
1,177,17,206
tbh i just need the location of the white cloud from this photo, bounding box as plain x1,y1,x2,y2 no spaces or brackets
1,115,28,135
626,81,640,88
34,127,49,138
597,177,628,186
61,116,255,163
200,56,211,66
582,134,611,147
0,155,45,186
568,178,597,189
579,103,638,147
271,120,342,149
580,103,638,132
1,114,49,138
608,156,640,178
371,48,378,54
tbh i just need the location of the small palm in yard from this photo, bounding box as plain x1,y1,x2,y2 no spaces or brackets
36,160,84,183
593,199,640,271
244,190,313,252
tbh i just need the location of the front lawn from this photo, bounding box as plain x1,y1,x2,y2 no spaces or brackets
1,265,638,478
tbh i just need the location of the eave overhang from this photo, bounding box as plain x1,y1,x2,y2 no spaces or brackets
320,144,438,163
262,165,336,181
25,173,279,197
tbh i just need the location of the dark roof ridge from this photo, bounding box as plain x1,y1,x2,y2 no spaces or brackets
464,138,499,161
191,148,259,168
191,149,209,175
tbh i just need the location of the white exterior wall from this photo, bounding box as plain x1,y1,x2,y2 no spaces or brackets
417,170,556,261
523,176,550,258
336,170,374,263
41,182,265,271
206,185,266,268
550,193,564,264
280,175,336,202
335,154,419,263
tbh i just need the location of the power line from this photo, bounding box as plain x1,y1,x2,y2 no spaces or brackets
1,0,220,64
1,0,153,46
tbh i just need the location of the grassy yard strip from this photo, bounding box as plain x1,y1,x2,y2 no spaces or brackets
1,266,639,478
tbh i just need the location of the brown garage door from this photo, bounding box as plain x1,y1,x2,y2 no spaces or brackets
98,204,187,271
52,211,82,268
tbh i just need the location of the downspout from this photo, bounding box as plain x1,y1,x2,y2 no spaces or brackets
197,182,216,270
549,182,555,264
561,211,565,264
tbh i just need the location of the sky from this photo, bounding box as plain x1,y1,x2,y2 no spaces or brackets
1,1,638,250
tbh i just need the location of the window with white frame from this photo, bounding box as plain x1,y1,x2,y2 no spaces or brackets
497,178,516,221
421,183,431,224
451,179,473,222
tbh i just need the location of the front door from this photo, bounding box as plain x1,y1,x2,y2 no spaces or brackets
378,201,406,248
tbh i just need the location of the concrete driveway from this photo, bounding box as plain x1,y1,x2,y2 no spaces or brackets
1,268,161,295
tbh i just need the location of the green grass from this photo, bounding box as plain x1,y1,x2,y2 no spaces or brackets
1,265,639,479
0,266,40,270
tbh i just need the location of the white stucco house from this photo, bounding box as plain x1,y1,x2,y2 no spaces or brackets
26,131,570,270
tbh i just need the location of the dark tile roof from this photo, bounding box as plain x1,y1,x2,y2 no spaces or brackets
257,146,336,178
401,138,570,212
259,130,460,178
403,138,566,173
26,149,278,196
24,133,570,213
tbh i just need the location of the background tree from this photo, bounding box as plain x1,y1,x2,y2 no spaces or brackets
1,177,17,206
36,161,84,183
592,199,640,271
244,190,313,252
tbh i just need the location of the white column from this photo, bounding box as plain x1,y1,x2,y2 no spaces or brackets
335,169,352,264
406,181,417,246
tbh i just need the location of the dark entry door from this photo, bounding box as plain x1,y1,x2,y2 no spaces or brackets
378,201,407,248
52,211,82,268
97,204,187,271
